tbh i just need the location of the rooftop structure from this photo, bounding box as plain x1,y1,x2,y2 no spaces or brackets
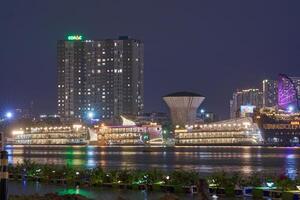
163,91,205,126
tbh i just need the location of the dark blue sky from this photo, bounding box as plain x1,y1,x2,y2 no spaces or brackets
0,0,300,119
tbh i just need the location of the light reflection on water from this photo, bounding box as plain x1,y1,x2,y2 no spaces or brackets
5,145,300,178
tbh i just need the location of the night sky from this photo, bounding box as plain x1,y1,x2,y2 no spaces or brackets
1,0,300,119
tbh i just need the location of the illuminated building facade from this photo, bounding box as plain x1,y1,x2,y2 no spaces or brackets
254,108,300,146
57,35,144,122
230,89,263,118
175,117,262,145
278,74,300,111
12,125,88,145
96,123,162,145
262,79,278,107
163,92,205,126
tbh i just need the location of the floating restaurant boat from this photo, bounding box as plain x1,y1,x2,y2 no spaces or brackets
254,108,300,146
174,117,263,145
94,116,163,146
11,124,88,145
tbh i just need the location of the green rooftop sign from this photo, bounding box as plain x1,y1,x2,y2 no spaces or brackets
67,35,83,41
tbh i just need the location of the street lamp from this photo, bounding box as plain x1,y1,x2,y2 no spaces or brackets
288,105,294,113
5,112,13,119
266,181,275,188
87,111,94,119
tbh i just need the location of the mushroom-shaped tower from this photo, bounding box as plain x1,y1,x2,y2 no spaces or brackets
163,91,205,127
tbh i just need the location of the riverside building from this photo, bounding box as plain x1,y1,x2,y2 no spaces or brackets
57,35,144,122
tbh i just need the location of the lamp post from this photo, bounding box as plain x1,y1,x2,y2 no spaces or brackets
0,151,8,200
87,111,95,125
0,111,14,200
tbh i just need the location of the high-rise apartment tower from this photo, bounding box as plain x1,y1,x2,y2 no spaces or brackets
57,35,144,122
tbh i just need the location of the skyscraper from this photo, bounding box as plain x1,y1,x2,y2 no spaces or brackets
278,74,300,111
57,35,144,122
262,79,278,107
230,89,263,118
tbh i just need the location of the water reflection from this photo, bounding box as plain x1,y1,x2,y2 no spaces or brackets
5,145,300,177
284,148,298,179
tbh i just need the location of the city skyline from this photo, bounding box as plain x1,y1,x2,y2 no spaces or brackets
1,1,300,119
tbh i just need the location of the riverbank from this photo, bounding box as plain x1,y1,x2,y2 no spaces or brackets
7,181,197,200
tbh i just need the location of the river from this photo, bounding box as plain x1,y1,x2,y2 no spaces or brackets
5,145,300,179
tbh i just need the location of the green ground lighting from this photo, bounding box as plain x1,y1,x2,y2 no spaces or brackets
58,188,93,198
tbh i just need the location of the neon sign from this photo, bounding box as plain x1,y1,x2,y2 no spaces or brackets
67,35,83,41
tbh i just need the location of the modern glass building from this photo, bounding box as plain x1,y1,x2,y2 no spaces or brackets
230,89,263,118
262,79,278,108
278,74,300,112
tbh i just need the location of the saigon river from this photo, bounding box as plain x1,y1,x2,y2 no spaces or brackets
4,145,300,179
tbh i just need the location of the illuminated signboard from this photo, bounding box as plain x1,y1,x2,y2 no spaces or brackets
291,121,300,125
263,124,300,129
67,35,83,41
240,105,256,117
